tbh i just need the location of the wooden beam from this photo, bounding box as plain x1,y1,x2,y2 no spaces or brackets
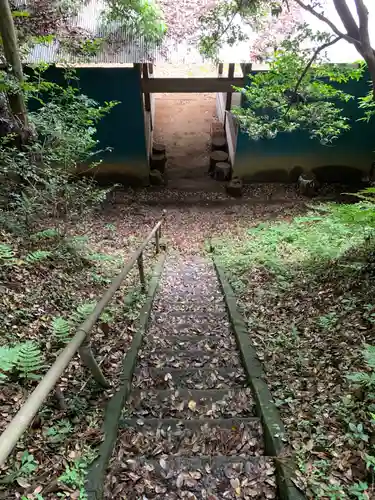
141,77,245,94
225,63,235,111
142,63,151,112
218,63,224,76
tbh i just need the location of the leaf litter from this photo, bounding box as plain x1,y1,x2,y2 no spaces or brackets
1,186,306,498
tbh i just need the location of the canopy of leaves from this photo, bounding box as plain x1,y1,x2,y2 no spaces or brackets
234,31,365,143
102,0,166,44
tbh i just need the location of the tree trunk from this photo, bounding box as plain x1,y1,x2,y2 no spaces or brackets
0,0,28,125
295,0,375,98
354,0,375,98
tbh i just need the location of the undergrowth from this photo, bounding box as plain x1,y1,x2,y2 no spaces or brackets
214,196,375,499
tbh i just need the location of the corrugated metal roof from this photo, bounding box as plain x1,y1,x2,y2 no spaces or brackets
22,0,253,64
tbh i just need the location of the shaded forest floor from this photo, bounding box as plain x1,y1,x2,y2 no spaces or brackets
1,185,374,498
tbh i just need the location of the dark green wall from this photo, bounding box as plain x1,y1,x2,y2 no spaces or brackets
234,71,375,182
31,65,148,183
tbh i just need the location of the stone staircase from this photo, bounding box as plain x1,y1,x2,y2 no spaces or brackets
104,257,278,499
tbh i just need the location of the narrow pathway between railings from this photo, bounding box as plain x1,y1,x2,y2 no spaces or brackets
97,255,302,499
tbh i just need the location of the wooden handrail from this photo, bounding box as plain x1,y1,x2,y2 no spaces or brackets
0,218,164,466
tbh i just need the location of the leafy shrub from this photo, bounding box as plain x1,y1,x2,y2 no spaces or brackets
0,66,117,237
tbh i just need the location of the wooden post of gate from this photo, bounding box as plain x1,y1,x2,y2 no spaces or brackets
142,63,151,112
218,63,224,76
225,63,235,111
240,63,252,107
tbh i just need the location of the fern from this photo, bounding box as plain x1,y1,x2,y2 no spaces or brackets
347,344,375,390
25,250,51,264
88,252,116,262
0,346,19,382
71,302,96,323
0,243,15,265
31,228,60,241
15,342,44,380
363,344,375,370
52,317,72,344
71,301,112,325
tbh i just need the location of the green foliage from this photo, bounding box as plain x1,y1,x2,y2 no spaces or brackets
45,419,73,444
51,316,72,344
0,243,15,264
0,342,44,382
15,342,45,380
317,312,338,330
58,448,96,499
213,210,368,279
25,250,51,265
31,228,61,241
102,0,166,44
233,39,363,144
0,451,38,485
51,300,113,345
199,0,262,60
123,287,143,320
0,66,117,236
347,344,375,391
88,252,118,262
0,346,19,381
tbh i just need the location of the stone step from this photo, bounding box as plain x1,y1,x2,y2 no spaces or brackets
106,455,276,499
117,418,264,457
133,367,246,390
138,349,241,369
152,310,227,319
153,303,226,315
141,334,236,351
123,388,256,419
147,319,231,337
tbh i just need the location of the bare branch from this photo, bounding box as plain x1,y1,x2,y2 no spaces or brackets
293,0,360,45
284,35,342,116
203,0,244,57
294,35,342,95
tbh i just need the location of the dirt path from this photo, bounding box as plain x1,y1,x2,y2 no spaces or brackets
153,92,218,181
152,64,220,184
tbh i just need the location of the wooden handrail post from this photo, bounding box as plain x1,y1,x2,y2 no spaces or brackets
155,230,160,254
137,252,146,292
78,335,110,388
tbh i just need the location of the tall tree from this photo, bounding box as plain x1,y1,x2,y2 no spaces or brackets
199,0,375,142
0,0,28,126
200,0,375,97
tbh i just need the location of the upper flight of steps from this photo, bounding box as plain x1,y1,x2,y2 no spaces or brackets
104,257,277,499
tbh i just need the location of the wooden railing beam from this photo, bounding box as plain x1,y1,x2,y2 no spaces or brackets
141,77,245,94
